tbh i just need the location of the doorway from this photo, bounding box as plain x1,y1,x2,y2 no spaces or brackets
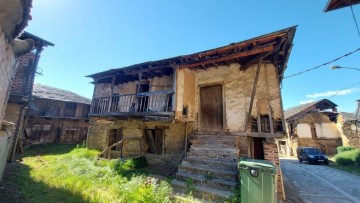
200,85,223,131
253,137,265,160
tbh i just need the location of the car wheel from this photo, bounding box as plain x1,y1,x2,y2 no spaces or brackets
325,161,329,165
299,159,302,163
308,160,312,165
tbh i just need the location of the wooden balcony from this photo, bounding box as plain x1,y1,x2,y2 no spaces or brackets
89,90,174,117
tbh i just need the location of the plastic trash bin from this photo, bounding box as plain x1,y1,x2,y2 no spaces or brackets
238,159,277,203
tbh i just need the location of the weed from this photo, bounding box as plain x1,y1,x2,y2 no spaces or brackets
203,172,214,181
185,178,196,195
337,146,355,154
335,149,360,166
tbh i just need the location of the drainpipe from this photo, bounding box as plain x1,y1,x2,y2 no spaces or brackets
9,44,43,162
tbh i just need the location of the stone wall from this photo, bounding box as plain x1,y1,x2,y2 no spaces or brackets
264,142,285,200
337,115,360,148
0,123,13,180
0,27,17,125
176,62,283,132
288,112,342,155
87,117,190,175
25,117,89,145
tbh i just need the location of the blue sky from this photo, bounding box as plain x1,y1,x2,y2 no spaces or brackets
26,0,360,112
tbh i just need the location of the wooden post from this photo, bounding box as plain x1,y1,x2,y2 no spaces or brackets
245,58,262,132
264,64,274,134
184,122,188,157
108,76,116,112
172,67,177,111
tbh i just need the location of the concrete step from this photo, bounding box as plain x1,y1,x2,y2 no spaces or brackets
176,171,237,191
171,179,234,202
182,156,238,172
178,164,237,181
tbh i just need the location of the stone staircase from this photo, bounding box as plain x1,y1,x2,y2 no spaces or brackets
171,133,238,202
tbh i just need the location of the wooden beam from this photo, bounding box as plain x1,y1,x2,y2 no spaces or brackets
182,46,274,69
245,58,262,132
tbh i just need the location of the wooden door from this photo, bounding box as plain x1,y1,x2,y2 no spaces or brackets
200,85,223,131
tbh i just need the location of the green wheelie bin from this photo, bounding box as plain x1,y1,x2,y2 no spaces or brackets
238,159,277,203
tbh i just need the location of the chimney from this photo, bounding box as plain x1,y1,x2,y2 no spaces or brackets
355,100,360,119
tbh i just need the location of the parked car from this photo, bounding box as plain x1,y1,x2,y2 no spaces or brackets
297,147,329,165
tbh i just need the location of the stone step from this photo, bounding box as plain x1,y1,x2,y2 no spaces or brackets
176,171,237,191
185,153,238,162
171,179,234,202
187,150,237,160
191,134,236,141
178,164,238,181
190,139,236,147
190,146,237,154
182,156,238,172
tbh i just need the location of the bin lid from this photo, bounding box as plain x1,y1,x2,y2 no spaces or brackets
239,159,275,169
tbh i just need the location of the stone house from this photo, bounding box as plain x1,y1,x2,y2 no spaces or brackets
86,26,296,200
337,100,360,148
283,99,342,156
0,0,35,180
4,32,53,161
24,84,91,145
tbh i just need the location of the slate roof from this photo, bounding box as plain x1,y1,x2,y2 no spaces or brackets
284,99,337,121
339,112,358,121
32,84,91,105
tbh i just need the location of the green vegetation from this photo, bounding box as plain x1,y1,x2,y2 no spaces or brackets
203,171,214,181
13,144,173,203
337,146,355,154
185,178,195,195
334,149,360,166
330,147,360,176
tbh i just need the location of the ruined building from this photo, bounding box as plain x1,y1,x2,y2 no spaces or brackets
337,100,360,148
86,26,296,200
283,99,342,156
24,84,91,145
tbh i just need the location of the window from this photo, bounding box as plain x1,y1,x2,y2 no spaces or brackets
45,106,61,117
64,102,77,117
145,129,164,155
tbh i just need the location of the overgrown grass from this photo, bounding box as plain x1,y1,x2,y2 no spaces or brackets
330,147,360,176
15,144,173,203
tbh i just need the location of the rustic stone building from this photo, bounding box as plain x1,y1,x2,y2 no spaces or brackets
283,99,342,156
337,100,360,148
4,32,53,161
24,84,91,145
0,0,34,180
86,26,296,200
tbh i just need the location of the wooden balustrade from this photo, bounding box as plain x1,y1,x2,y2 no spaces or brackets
90,90,174,116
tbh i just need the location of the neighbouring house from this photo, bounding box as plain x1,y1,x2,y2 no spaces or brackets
86,26,296,200
337,100,360,148
0,0,34,180
282,99,342,156
24,84,91,145
324,0,360,12
4,32,53,161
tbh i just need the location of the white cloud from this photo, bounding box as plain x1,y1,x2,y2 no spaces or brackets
305,89,355,98
299,99,315,104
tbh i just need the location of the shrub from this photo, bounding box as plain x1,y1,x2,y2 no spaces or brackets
335,149,360,166
337,146,355,154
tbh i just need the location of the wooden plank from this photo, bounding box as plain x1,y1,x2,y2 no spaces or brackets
200,85,223,131
146,130,155,154
245,59,262,132
182,46,274,69
233,131,287,138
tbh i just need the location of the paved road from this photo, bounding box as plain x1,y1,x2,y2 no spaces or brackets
280,157,360,203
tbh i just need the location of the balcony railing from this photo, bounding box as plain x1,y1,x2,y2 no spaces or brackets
89,90,174,116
